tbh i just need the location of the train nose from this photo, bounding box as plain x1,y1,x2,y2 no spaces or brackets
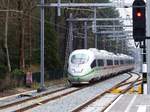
72,68,83,73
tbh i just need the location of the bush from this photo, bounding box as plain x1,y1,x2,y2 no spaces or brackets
11,69,25,86
0,74,11,91
0,65,7,78
12,69,24,77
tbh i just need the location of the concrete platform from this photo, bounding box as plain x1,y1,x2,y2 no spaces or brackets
104,94,150,112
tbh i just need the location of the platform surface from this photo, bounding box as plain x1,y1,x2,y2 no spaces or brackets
104,94,150,112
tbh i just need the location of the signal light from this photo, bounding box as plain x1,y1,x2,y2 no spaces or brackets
135,8,143,18
132,0,146,42
136,11,142,17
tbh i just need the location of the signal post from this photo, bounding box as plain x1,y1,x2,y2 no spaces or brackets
146,0,150,94
132,0,146,94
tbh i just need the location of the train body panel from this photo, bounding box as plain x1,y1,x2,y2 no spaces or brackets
67,48,134,84
68,69,96,84
68,49,94,77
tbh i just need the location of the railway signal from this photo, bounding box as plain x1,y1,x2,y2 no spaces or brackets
132,0,146,42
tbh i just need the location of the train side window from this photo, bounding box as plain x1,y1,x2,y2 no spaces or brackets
131,60,134,64
124,60,127,64
126,60,129,64
127,60,130,64
91,60,96,68
107,60,113,66
130,60,132,64
114,60,119,65
98,59,104,67
120,60,124,65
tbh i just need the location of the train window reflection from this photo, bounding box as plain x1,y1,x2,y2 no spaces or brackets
120,60,124,65
114,60,119,65
107,60,113,65
98,59,104,66
71,54,89,64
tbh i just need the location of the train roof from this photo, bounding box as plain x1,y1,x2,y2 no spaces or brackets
117,54,133,59
70,48,134,60
88,48,134,60
88,48,117,59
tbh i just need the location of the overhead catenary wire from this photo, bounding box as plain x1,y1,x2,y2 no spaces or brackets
0,1,131,49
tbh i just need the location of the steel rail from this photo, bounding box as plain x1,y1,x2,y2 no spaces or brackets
0,87,69,109
72,72,141,112
101,72,141,112
1,78,106,111
71,73,132,112
121,72,141,93
1,72,140,112
14,79,112,112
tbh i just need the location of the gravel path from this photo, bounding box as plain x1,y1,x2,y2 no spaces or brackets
28,74,130,112
0,84,66,108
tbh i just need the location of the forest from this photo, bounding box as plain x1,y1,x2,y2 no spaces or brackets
0,0,130,90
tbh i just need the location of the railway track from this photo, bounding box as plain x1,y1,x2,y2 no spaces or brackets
71,72,141,112
109,72,141,93
0,73,136,112
101,72,141,111
0,85,87,112
0,78,107,112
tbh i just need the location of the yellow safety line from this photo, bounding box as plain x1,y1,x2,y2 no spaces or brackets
138,84,142,94
129,87,134,93
110,83,142,94
110,88,122,94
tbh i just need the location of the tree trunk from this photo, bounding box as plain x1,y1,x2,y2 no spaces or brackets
4,0,11,72
28,1,32,68
18,0,25,70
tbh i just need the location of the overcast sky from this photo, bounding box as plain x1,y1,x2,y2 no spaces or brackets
117,0,134,18
109,0,146,47
118,0,146,18
113,0,135,47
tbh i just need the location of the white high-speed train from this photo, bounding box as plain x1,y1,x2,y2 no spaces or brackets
67,48,134,84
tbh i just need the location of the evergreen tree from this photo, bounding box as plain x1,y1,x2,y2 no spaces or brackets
44,19,62,70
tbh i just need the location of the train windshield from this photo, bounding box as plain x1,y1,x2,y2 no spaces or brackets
71,54,89,64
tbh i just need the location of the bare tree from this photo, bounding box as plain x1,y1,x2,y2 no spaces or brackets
4,0,11,72
17,0,25,70
23,0,37,68
0,0,12,72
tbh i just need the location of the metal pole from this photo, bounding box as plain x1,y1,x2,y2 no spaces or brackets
38,3,131,8
57,0,61,16
146,0,150,94
122,40,124,53
38,0,46,92
84,21,87,49
95,29,97,49
113,21,117,53
69,13,73,52
139,41,146,94
139,43,143,93
94,7,98,66
142,41,147,94
67,18,132,22
94,8,97,48
140,43,143,73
